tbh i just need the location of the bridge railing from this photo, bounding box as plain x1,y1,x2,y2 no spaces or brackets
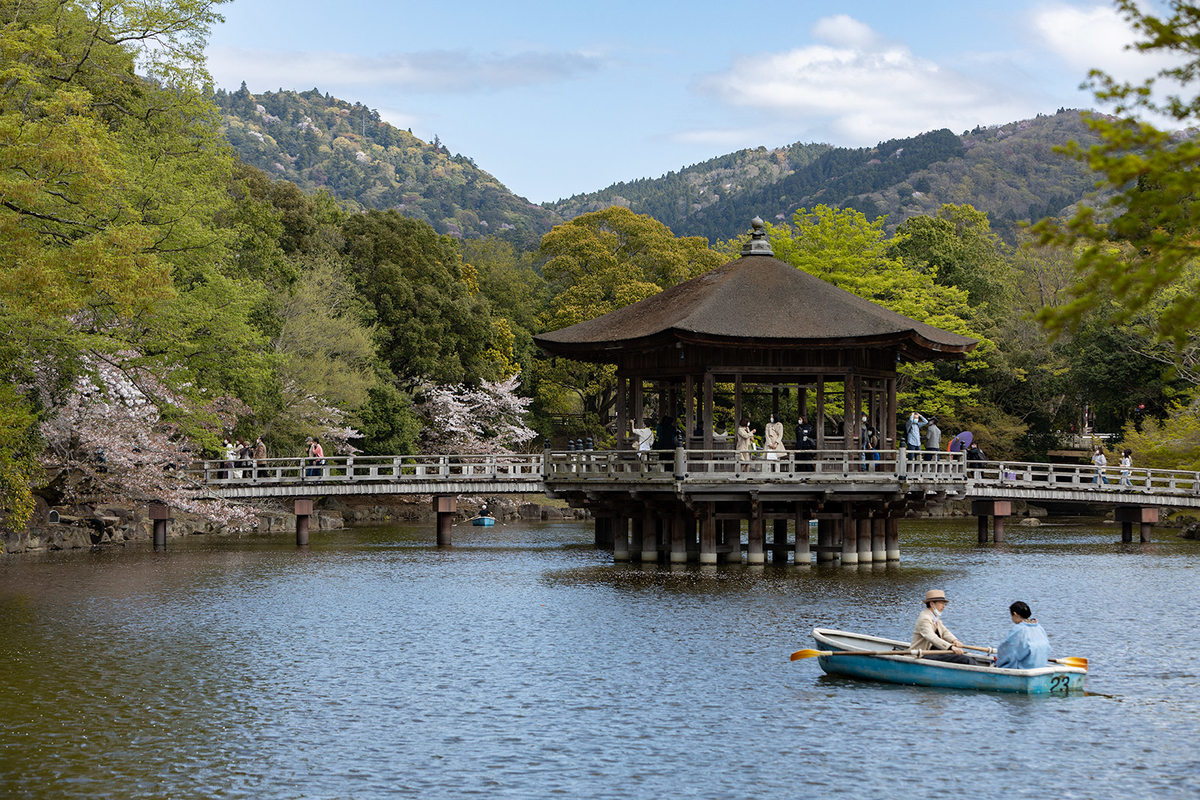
546,448,966,483
192,453,544,486
969,460,1200,496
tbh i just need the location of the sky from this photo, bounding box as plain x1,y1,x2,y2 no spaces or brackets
204,0,1181,204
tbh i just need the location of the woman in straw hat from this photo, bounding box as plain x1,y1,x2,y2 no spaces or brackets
912,590,971,663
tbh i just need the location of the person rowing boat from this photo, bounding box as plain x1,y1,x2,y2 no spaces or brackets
912,589,972,664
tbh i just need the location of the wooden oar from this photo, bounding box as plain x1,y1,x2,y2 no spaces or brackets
791,647,945,661
962,643,1088,670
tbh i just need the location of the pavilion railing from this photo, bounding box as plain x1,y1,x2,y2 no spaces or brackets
191,454,545,486
545,448,966,483
968,460,1200,496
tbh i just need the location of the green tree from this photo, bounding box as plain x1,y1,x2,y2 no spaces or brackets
1034,1,1200,342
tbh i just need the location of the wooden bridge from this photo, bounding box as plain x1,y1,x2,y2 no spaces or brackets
192,449,1194,555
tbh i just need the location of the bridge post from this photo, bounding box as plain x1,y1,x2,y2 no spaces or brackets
840,507,858,564
294,499,312,546
149,503,169,551
700,505,717,564
971,500,1011,544
856,515,872,563
773,518,788,563
670,513,688,563
816,518,834,563
747,501,764,564
640,509,658,563
1115,506,1159,543
721,519,742,564
614,516,630,561
630,516,644,560
434,496,455,547
885,516,900,561
793,502,811,566
871,515,886,563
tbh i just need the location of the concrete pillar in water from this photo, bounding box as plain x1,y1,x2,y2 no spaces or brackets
794,504,811,566
640,510,658,563
871,516,886,562
613,516,630,561
773,518,789,564
841,511,858,565
1115,506,1159,544
971,500,1011,544
149,503,170,550
670,514,687,563
747,504,765,564
295,498,313,547
594,517,613,549
434,496,455,547
630,517,644,560
856,516,872,563
700,507,717,565
886,516,901,561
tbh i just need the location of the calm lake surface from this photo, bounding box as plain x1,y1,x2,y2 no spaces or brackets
1,517,1198,799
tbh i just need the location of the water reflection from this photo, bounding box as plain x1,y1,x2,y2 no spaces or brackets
0,518,1198,799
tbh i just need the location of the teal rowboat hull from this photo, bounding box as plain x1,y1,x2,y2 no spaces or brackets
472,517,495,526
812,628,1086,695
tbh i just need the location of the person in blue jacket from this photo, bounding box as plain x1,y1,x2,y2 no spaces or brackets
995,601,1051,669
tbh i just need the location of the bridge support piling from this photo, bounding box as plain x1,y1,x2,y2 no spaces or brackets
594,517,613,550
817,519,834,563
700,506,717,564
640,510,657,563
149,504,169,551
1115,506,1159,544
856,516,872,563
794,504,811,565
671,514,687,563
613,516,630,561
971,500,1011,544
840,509,858,565
747,504,764,564
886,516,900,561
773,518,788,563
871,516,886,563
721,519,741,564
434,496,455,547
630,517,644,560
295,499,313,547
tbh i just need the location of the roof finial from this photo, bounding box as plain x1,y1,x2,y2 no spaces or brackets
741,216,773,256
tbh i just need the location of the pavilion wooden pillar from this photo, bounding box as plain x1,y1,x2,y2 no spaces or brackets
793,502,811,565
844,380,856,452
616,374,628,449
703,371,715,451
887,377,898,449
816,376,826,450
798,386,809,429
734,374,743,430
633,380,644,429
685,375,696,442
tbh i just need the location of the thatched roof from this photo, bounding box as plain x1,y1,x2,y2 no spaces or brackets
534,253,977,363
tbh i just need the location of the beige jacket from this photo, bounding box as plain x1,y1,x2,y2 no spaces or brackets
911,608,960,650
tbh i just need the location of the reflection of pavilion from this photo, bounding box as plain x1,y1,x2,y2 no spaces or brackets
534,219,978,565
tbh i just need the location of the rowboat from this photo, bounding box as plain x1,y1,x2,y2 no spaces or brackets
810,627,1086,694
472,516,495,526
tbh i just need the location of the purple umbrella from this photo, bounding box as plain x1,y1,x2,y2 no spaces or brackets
948,431,973,453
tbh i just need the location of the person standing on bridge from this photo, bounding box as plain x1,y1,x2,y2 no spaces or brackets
1092,446,1109,485
905,411,928,464
994,601,1050,670
253,436,267,479
1119,449,1133,487
912,590,971,664
736,417,756,471
924,416,941,461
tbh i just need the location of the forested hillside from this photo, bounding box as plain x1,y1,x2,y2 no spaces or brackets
545,110,1104,243
214,86,561,249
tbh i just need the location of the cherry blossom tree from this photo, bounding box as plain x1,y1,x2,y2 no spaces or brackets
417,376,537,454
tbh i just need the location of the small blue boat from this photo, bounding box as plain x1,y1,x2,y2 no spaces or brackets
811,628,1086,694
472,516,495,526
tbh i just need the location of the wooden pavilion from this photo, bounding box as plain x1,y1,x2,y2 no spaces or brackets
534,219,978,565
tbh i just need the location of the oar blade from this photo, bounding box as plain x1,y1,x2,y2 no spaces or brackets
1055,656,1088,670
790,648,824,661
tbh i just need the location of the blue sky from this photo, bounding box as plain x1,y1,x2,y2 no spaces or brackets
205,0,1178,203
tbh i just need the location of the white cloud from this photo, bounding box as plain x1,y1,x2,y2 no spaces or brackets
696,16,1035,145
1029,3,1186,84
670,127,765,147
208,46,602,94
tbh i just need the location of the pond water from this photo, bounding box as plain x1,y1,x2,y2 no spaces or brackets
1,518,1197,798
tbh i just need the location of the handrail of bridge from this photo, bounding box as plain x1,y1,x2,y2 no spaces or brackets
546,448,966,483
969,459,1200,497
191,453,544,486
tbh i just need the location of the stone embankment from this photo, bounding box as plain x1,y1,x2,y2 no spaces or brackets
2,494,587,555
